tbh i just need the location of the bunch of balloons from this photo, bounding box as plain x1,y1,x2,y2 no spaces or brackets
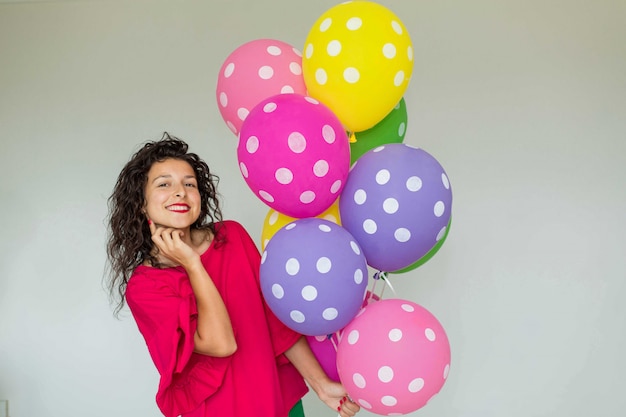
216,1,452,415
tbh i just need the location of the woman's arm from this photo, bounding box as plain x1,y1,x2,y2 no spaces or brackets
150,223,236,357
284,337,360,417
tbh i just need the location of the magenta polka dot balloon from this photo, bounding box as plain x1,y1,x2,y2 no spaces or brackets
216,39,307,136
238,94,350,218
336,299,451,415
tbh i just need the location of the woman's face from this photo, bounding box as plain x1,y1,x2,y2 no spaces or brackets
143,158,201,230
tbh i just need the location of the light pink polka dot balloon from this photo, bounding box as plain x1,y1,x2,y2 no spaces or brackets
216,39,307,136
336,299,451,415
238,93,350,218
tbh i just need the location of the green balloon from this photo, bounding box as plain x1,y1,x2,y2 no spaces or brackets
390,216,452,274
350,98,407,165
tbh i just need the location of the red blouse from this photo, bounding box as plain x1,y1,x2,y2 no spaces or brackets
126,220,308,417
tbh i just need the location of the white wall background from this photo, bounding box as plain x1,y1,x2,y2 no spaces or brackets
1,0,625,416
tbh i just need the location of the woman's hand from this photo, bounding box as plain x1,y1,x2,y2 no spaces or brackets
148,220,198,268
316,380,360,417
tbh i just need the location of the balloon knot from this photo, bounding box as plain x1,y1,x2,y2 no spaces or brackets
349,131,357,143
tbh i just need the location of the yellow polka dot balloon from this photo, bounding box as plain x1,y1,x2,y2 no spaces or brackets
261,200,342,251
303,1,413,132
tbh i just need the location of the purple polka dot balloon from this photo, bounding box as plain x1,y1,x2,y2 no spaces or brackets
339,144,452,271
260,218,368,336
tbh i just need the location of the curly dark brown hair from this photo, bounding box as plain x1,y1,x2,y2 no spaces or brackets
106,132,224,316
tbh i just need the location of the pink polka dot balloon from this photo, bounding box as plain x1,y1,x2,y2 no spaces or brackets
336,299,451,415
306,334,341,382
216,39,307,136
238,93,350,218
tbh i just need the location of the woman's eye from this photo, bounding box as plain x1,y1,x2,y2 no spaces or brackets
158,183,169,187
185,183,197,188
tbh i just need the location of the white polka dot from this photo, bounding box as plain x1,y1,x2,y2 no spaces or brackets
373,146,385,152
268,211,279,225
354,269,363,284
322,124,336,143
281,85,295,94
388,328,402,342
289,62,302,75
263,102,277,113
305,43,314,59
246,136,259,153
288,132,307,153
442,173,450,189
330,180,342,193
363,219,377,234
239,162,249,178
425,328,436,341
378,366,394,383
267,45,282,56
272,284,284,299
408,45,414,61
350,241,361,255
346,17,362,30
286,258,300,275
300,190,316,204
237,107,249,121
347,330,359,345
285,223,296,230
322,307,338,320
320,17,332,32
376,169,391,185
436,226,447,241
327,40,341,56
358,399,372,409
354,189,367,205
398,122,406,136
259,190,274,202
408,378,425,393
344,67,360,83
383,198,399,214
382,43,396,59
224,62,235,77
301,285,318,301
258,65,274,80
315,68,328,85
394,228,411,242
316,257,331,273
305,96,319,105
314,335,326,342
290,310,305,323
228,121,237,134
275,167,293,184
394,71,405,87
353,373,366,388
434,201,445,217
401,304,415,312
263,238,269,248
313,160,329,177
406,176,422,191
318,224,332,232
391,20,403,35
219,92,228,107
261,251,267,264
381,396,397,406
444,364,450,379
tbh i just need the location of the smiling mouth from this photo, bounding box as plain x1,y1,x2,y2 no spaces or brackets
166,204,190,213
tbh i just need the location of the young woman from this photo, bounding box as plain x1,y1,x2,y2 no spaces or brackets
106,133,359,417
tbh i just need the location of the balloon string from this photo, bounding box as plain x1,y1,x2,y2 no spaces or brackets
329,333,339,352
373,271,397,298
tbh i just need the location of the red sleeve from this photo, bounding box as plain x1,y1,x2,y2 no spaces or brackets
230,221,303,357
126,271,232,417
